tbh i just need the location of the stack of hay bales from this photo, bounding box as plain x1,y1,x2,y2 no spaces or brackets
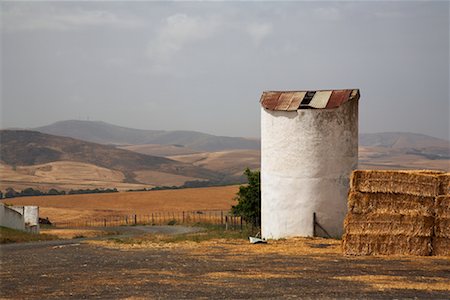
343,170,449,256
434,174,450,256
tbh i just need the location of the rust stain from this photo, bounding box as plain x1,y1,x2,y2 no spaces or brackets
326,90,352,109
275,92,296,111
260,92,281,110
287,92,306,111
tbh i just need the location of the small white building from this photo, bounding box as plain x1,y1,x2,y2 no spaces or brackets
0,203,40,233
260,89,360,239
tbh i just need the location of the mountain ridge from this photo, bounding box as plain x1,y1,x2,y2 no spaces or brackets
0,130,224,184
34,120,260,151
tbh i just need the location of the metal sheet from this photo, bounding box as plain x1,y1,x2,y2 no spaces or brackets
326,90,352,109
260,92,281,110
275,92,296,110
287,92,306,111
308,91,332,109
260,89,359,110
350,89,360,101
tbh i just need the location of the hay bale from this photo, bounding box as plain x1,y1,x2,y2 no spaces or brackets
348,192,434,216
435,218,450,238
434,195,450,240
350,170,442,197
344,213,434,236
342,234,432,256
435,195,450,218
432,237,450,256
438,173,450,195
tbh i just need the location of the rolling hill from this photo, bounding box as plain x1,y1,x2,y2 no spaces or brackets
34,120,260,151
0,130,226,191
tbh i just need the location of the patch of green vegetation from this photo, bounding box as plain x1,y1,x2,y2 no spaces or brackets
0,226,58,244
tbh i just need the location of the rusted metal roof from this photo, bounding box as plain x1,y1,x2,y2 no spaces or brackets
260,89,360,111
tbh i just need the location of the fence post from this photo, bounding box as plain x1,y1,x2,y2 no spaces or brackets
134,214,137,225
225,215,228,231
221,211,224,225
313,212,316,237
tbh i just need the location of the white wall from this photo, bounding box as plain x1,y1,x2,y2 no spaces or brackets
0,204,26,231
261,100,358,239
4,205,40,233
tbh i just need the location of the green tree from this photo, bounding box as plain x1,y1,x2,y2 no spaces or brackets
231,168,261,226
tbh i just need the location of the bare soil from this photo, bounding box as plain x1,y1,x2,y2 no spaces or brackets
1,232,449,299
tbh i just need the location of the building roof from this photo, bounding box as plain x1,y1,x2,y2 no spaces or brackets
260,89,360,111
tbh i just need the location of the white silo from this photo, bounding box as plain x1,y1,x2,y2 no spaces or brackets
260,89,360,239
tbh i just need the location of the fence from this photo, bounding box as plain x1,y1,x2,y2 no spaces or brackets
53,210,246,229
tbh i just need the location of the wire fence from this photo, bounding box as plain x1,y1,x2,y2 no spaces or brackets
53,210,247,229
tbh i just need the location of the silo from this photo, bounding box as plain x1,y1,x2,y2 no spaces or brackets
260,89,360,239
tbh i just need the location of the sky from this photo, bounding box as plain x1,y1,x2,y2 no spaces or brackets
1,1,449,140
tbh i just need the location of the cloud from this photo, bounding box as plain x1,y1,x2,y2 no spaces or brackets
246,22,273,45
1,4,145,32
147,13,221,63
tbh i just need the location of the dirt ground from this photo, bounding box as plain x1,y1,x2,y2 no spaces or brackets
1,227,450,299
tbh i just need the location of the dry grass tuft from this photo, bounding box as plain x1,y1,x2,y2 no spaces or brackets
334,275,450,292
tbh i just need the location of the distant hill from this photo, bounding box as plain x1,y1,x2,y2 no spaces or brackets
360,132,449,149
0,130,223,186
34,120,260,152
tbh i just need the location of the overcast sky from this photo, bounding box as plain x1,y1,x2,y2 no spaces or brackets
1,1,449,139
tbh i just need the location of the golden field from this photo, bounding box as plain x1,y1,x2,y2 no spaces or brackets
2,185,239,223
0,161,149,192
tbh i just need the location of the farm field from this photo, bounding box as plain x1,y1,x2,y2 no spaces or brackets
168,149,261,177
0,161,149,192
2,185,240,224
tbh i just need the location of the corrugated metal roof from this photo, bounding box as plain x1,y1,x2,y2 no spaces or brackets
260,89,360,111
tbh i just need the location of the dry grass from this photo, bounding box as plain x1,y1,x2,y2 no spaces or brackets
40,228,115,239
119,144,200,156
3,185,239,223
0,226,58,244
168,150,260,176
133,170,203,186
89,235,342,257
334,275,450,292
0,161,148,192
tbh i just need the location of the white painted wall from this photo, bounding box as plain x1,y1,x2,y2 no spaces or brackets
0,204,25,231
261,100,358,239
6,205,40,233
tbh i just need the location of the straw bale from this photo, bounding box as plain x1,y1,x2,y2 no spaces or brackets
348,192,434,216
434,218,450,238
342,234,432,256
350,170,442,197
435,196,450,218
432,237,450,256
438,174,450,195
344,213,434,237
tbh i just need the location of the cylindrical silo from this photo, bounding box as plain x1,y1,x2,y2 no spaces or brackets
260,89,359,239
